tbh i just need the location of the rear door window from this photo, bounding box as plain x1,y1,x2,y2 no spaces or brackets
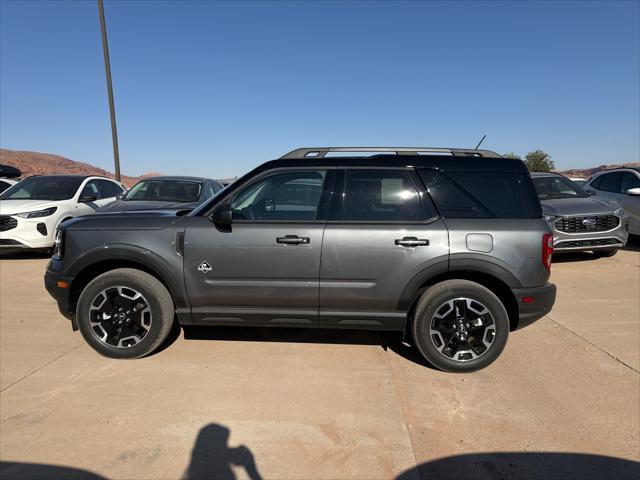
597,172,623,193
332,169,434,221
418,170,538,218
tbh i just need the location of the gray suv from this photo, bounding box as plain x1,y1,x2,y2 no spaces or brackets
531,172,628,257
45,147,556,372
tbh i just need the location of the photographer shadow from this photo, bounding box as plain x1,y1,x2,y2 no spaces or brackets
183,423,262,480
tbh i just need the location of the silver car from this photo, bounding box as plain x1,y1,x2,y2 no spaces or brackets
584,168,640,236
531,172,628,257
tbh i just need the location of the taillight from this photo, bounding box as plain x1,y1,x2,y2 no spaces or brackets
542,233,553,271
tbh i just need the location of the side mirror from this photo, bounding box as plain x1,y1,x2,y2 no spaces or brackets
210,204,232,225
626,187,640,196
79,194,98,203
116,192,125,200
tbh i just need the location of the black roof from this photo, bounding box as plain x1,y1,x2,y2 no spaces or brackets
257,154,529,174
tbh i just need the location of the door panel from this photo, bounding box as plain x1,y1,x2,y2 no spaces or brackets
183,168,332,325
319,221,449,329
319,168,448,330
184,218,324,324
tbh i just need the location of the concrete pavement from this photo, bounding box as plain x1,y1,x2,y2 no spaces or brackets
0,246,639,479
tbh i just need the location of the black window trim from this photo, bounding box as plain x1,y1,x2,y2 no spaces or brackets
327,167,440,225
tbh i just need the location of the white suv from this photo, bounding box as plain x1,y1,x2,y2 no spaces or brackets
0,175,124,252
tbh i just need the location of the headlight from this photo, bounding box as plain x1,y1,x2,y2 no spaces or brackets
53,230,64,258
15,207,57,219
544,214,558,223
613,208,624,216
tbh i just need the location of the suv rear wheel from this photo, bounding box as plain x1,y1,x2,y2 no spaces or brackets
412,279,509,372
76,268,174,359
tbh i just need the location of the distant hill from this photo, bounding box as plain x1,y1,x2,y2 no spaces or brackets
557,162,640,179
2,148,637,185
0,149,160,188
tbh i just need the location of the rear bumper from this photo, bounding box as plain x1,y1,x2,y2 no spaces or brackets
511,282,556,329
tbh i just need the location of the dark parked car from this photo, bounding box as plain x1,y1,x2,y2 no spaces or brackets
0,164,21,194
46,147,556,372
531,172,628,257
97,176,223,213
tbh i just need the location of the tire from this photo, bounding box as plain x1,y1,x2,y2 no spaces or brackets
593,249,618,258
412,279,510,372
76,268,174,359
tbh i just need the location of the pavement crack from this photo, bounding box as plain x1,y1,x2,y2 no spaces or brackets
545,315,639,374
381,342,421,476
1,344,82,393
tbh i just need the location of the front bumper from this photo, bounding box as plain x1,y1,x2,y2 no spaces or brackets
548,214,628,252
512,282,557,329
0,215,57,250
44,264,76,328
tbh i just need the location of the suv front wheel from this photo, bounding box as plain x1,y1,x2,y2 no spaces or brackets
412,279,510,372
76,268,174,359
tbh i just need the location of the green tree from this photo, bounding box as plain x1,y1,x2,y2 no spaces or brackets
503,152,521,160
524,150,554,172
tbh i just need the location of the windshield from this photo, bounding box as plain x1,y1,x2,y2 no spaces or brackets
0,176,83,201
532,176,589,200
125,179,202,203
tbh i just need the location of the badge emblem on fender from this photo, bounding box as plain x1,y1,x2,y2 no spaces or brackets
197,261,212,274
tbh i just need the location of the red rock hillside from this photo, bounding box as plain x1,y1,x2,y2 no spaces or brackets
0,149,161,188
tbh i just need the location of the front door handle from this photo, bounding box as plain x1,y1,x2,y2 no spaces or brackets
395,237,429,247
276,235,310,245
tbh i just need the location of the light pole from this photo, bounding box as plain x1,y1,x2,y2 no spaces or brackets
97,0,121,181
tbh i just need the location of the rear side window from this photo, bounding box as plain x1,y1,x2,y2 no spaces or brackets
418,170,539,218
333,169,432,221
597,172,623,193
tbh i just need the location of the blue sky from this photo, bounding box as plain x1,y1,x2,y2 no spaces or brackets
1,0,638,178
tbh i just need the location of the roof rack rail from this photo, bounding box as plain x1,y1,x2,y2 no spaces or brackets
280,147,500,159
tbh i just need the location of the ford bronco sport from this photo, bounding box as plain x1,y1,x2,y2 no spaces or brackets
45,147,556,372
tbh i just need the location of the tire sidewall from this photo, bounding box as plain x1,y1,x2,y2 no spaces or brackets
413,282,510,372
77,270,171,359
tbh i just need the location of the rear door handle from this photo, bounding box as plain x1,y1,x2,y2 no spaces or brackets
395,237,429,247
276,235,310,245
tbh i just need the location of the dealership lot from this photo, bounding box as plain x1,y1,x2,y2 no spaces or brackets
0,246,639,479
